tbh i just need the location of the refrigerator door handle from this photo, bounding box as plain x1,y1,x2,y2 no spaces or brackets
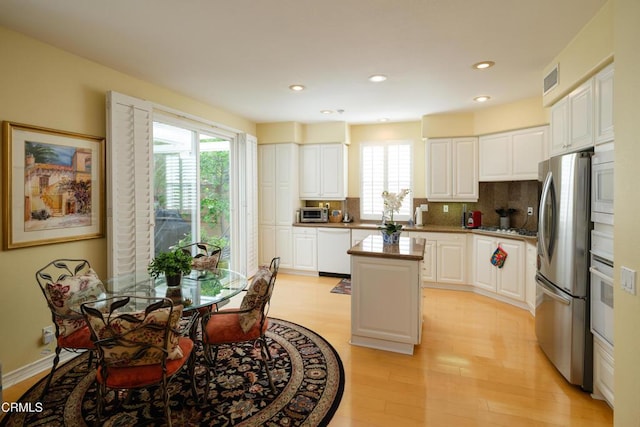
538,170,556,261
536,274,571,305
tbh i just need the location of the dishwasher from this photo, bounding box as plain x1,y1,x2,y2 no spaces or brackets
317,228,351,276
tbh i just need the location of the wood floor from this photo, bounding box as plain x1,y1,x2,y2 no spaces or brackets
4,273,613,426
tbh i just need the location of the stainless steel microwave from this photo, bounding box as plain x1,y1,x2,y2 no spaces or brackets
300,207,328,223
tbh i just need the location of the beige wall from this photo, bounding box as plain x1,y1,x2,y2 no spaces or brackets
613,0,640,425
0,26,255,374
542,1,614,106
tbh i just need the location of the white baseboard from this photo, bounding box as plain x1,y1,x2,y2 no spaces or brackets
3,349,80,389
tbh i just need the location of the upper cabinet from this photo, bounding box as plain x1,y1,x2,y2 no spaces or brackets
299,143,348,200
594,63,615,145
426,137,478,202
550,63,614,156
479,126,548,181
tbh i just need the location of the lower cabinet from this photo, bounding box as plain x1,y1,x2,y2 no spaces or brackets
525,242,537,313
472,235,525,303
593,335,614,408
259,225,293,268
292,227,317,271
410,232,466,285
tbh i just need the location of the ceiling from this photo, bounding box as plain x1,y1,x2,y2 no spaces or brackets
0,0,607,125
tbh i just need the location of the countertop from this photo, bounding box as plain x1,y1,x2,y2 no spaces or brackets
347,235,425,261
293,221,537,242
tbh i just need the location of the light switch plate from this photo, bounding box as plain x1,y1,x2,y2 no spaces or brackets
443,205,448,213
621,266,636,295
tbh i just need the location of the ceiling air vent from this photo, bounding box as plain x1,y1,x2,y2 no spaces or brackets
543,64,559,95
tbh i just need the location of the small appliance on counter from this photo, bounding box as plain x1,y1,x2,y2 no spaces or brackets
300,207,329,223
467,210,482,228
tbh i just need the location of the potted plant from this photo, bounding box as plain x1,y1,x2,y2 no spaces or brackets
147,249,192,287
379,189,410,244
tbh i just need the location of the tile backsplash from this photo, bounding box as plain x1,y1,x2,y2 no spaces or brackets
344,180,539,232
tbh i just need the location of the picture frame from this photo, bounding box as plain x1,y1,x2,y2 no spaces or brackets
2,121,105,249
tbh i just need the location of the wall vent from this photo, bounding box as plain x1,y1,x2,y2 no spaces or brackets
543,64,559,95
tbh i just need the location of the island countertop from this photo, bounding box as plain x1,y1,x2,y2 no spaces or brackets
347,235,425,261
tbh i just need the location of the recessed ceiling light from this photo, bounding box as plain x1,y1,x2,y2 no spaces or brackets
368,74,387,83
474,95,491,103
320,110,333,114
472,61,495,70
379,118,389,122
289,84,305,91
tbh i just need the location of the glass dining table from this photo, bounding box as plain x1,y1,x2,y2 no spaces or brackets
105,268,249,313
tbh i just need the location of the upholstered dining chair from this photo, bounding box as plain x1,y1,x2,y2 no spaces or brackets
200,257,280,395
81,295,196,426
35,258,106,397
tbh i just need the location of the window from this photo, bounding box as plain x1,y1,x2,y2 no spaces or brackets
152,119,233,267
360,141,412,221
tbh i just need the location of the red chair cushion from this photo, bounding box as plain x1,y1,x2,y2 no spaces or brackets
203,310,268,344
96,337,194,389
58,324,94,350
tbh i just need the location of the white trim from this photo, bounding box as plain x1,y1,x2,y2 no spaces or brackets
3,350,79,389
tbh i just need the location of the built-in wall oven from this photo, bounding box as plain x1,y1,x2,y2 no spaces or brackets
590,253,614,346
592,150,614,225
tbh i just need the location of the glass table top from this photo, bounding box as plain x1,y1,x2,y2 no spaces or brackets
105,268,248,312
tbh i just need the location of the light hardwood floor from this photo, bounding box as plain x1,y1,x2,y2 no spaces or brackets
4,273,613,426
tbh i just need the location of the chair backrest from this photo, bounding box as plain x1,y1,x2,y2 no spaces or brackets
179,242,222,270
236,257,280,334
81,296,184,368
36,259,106,337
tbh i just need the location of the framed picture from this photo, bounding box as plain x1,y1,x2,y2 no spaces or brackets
2,121,105,249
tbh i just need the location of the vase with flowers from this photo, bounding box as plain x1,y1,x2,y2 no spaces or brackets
379,188,410,245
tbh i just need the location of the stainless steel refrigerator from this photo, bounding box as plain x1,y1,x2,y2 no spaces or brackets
536,150,593,391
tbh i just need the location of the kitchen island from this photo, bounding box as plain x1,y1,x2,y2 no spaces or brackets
347,235,425,355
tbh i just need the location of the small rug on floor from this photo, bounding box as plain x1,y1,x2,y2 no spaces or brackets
1,318,344,427
330,278,351,295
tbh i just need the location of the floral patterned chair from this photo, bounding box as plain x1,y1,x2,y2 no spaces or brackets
81,295,196,426
200,257,280,395
35,258,106,398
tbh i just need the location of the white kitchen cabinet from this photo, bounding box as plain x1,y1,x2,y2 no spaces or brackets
472,235,525,303
550,79,594,156
410,232,465,285
593,335,614,408
292,227,317,271
299,143,348,200
594,63,615,145
479,126,548,181
259,225,293,269
258,143,299,267
351,228,375,246
426,137,478,202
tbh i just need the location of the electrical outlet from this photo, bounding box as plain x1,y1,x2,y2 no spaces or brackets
42,325,55,345
420,204,428,212
443,205,448,213
527,207,534,216
621,266,637,295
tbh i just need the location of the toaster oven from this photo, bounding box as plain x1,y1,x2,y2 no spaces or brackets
300,207,328,223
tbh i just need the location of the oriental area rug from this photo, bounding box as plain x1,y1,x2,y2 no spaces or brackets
0,318,344,427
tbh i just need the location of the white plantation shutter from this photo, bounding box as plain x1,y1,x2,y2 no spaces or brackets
241,134,259,276
106,91,154,283
361,145,385,219
361,141,412,221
